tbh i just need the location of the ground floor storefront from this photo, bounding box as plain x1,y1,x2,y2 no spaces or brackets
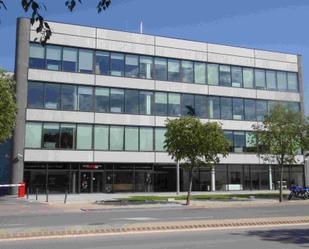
23,163,305,194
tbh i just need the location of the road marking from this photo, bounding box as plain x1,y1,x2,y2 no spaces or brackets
111,216,213,221
112,217,158,221
0,223,25,227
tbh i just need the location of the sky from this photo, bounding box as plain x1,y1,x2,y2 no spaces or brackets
0,0,308,114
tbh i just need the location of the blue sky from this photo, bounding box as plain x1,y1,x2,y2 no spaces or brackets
0,0,308,114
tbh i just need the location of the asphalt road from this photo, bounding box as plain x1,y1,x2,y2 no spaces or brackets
1,225,309,249
1,203,309,229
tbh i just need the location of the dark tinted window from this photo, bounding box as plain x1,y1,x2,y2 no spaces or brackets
29,43,45,69
195,95,207,118
110,88,124,113
44,83,60,109
60,124,76,149
78,86,93,111
28,82,44,108
168,59,180,82
154,58,167,81
95,88,109,112
232,98,244,120
139,91,153,115
62,47,77,72
95,51,109,75
181,94,195,116
46,45,61,70
125,54,139,78
125,89,139,114
244,99,256,121
208,96,220,119
155,92,167,116
220,97,232,119
110,53,124,76
61,84,77,110
43,123,59,148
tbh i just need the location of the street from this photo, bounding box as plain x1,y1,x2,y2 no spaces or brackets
1,225,308,249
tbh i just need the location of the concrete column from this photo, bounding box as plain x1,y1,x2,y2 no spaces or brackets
268,165,273,190
11,18,30,194
211,166,216,191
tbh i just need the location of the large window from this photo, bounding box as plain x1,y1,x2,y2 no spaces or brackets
224,131,233,152
25,123,42,148
62,47,77,72
140,127,153,151
43,123,59,149
194,62,206,84
78,49,93,73
110,53,124,76
110,126,124,150
256,100,268,121
29,43,45,69
95,51,109,75
232,98,244,120
243,68,254,88
207,64,219,85
94,125,109,150
28,82,44,108
155,128,166,151
194,95,207,118
219,65,231,86
155,92,168,116
95,87,109,112
181,60,193,83
154,57,167,81
76,124,92,150
255,69,266,89
244,99,256,121
181,94,195,116
220,97,232,119
245,132,256,152
234,131,245,152
168,59,180,82
61,84,77,110
60,124,76,149
139,56,153,79
125,89,139,114
208,96,220,119
168,93,181,116
78,86,93,111
231,66,242,87
277,71,288,91
287,73,298,91
266,70,277,90
139,91,153,115
110,88,124,113
46,45,62,70
125,54,139,78
125,127,139,151
44,83,60,109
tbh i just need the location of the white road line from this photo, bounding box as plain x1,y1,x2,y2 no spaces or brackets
0,223,25,227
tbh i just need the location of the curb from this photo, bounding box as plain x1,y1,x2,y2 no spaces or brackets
1,216,309,241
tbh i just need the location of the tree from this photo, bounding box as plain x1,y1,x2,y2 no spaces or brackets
0,0,111,45
252,103,309,202
0,72,17,143
164,117,230,205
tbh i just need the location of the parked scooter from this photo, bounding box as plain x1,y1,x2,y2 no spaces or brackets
288,185,309,200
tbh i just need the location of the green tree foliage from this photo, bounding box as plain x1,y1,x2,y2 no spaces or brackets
0,0,111,45
252,103,309,202
0,73,17,143
164,117,229,205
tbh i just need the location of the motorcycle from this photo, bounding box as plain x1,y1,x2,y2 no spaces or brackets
288,185,309,200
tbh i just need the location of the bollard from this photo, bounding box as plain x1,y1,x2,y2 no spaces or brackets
64,190,68,204
36,188,38,201
46,189,49,202
26,187,29,199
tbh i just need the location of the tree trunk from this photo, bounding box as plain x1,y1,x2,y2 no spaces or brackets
186,168,193,206
279,164,284,202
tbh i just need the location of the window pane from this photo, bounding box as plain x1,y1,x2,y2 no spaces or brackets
110,53,124,76
243,68,254,88
43,123,59,148
139,91,153,115
181,60,193,83
94,125,109,150
244,99,256,121
78,86,93,111
95,87,109,112
76,124,92,150
61,84,77,111
125,89,139,114
155,92,167,116
95,51,109,75
245,132,256,152
168,93,181,116
266,70,277,90
255,69,266,89
233,98,244,120
140,127,153,151
268,100,277,114
154,57,167,81
207,64,219,85
181,94,195,116
125,54,139,78
220,97,232,119
224,131,233,152
288,73,298,91
62,47,77,72
78,49,93,73
208,96,220,119
110,88,124,113
45,83,60,109
234,131,245,152
256,100,268,121
139,56,153,79
195,95,207,118
168,59,180,82
60,124,76,149
155,128,166,151
125,127,139,151
25,123,42,148
46,45,61,70
194,62,206,84
110,126,124,150
219,65,231,86
28,82,44,108
29,43,45,69
231,66,242,87
277,71,287,91
287,102,300,113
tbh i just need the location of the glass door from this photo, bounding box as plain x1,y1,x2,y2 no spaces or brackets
80,172,91,193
